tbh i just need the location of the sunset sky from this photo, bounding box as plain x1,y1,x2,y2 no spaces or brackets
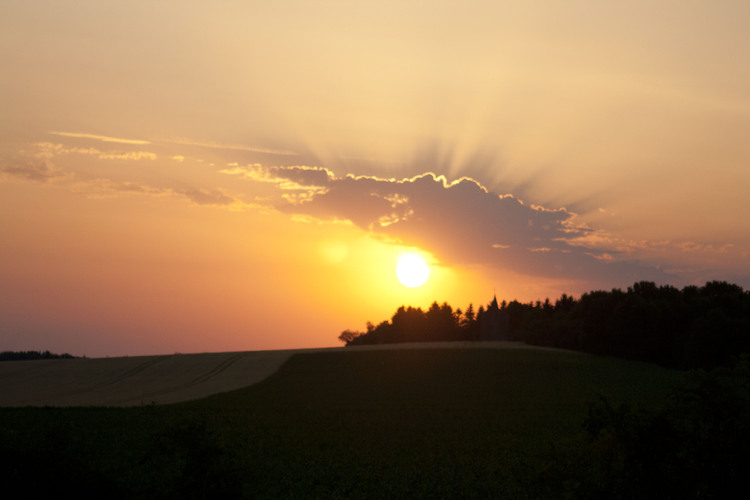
2,1,749,357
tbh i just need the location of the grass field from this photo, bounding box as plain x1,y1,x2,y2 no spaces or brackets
0,346,685,498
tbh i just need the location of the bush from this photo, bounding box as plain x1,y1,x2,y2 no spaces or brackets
576,360,750,499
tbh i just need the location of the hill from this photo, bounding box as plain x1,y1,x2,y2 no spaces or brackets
0,341,579,407
0,344,688,498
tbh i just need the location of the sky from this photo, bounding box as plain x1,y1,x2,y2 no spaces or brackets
2,1,749,357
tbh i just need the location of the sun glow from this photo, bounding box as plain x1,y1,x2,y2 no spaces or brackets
396,253,430,288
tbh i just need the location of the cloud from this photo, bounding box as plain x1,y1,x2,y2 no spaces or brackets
177,188,235,206
78,178,168,198
262,170,670,284
76,178,239,207
678,242,735,254
97,151,157,161
50,131,150,145
0,160,64,182
35,142,156,161
1,154,237,208
222,164,332,189
166,138,297,156
71,178,244,209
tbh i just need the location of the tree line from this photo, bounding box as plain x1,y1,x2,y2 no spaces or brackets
339,301,484,346
339,280,750,371
0,350,77,362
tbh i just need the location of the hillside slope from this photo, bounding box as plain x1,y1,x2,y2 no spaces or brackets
0,341,558,406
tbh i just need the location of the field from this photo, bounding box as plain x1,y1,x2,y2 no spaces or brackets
0,343,686,498
0,348,311,407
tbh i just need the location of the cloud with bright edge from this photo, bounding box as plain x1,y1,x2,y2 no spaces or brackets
224,164,671,286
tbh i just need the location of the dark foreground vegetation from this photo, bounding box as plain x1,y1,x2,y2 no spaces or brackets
0,349,681,498
0,350,77,362
582,359,750,499
2,349,749,498
341,280,750,371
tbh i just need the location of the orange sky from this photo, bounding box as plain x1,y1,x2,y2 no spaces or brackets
2,2,749,356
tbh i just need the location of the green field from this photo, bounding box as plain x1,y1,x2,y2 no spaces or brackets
0,347,685,498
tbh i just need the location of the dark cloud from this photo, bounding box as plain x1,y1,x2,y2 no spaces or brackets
0,161,63,182
276,171,670,285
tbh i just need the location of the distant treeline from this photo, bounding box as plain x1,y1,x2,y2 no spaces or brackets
340,281,750,370
0,350,77,362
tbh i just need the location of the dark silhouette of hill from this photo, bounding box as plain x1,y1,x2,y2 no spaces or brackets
340,280,750,370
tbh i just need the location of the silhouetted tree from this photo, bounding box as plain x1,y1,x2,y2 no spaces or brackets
338,330,360,345
461,304,479,340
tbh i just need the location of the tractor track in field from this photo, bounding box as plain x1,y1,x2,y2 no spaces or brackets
48,357,174,402
108,356,171,384
103,353,248,406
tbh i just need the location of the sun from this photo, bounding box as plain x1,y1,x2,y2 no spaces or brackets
396,253,430,288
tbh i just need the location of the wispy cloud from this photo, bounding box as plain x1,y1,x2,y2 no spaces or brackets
76,178,170,198
165,138,297,156
97,151,157,161
51,131,151,145
73,178,243,208
1,152,241,209
176,188,235,206
35,142,156,161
